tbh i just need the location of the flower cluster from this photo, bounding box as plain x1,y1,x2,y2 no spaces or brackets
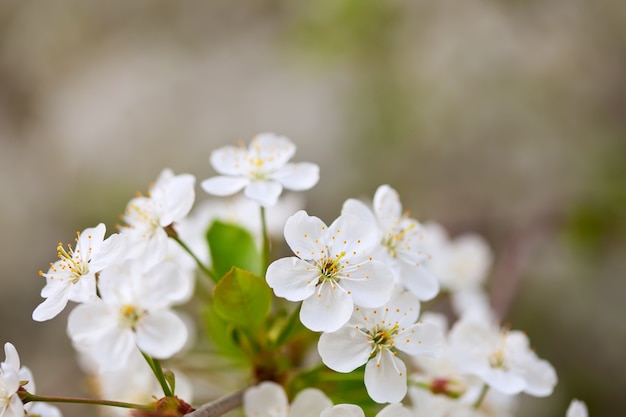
1,133,586,417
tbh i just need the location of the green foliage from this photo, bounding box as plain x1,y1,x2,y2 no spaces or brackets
203,304,247,360
207,220,263,279
213,267,272,340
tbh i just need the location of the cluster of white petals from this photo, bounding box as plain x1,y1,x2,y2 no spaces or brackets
447,316,557,397
0,343,61,417
33,168,196,375
67,258,190,371
121,168,195,263
342,185,439,301
202,133,319,207
243,382,412,417
319,289,444,403
33,223,124,322
22,135,576,417
266,210,394,332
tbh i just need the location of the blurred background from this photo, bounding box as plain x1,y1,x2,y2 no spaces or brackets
0,0,624,416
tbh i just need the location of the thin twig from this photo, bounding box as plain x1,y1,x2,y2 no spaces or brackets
184,389,245,417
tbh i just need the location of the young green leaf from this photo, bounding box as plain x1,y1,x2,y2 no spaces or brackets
213,267,272,333
207,220,262,279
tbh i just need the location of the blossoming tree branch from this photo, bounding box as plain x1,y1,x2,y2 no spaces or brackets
1,134,587,417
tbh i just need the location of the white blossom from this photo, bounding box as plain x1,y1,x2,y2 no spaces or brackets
201,133,319,207
33,223,124,322
318,288,443,403
342,185,439,301
447,316,557,397
67,258,189,371
243,381,332,417
121,168,195,264
1,343,38,417
266,210,394,332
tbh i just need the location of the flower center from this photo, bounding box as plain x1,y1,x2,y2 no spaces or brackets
56,241,90,284
381,220,415,258
488,331,509,369
318,251,346,283
119,305,144,329
366,323,399,357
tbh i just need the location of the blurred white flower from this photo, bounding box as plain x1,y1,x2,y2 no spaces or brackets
27,403,63,417
266,210,394,332
447,316,557,397
201,133,319,207
423,221,492,295
67,258,189,371
243,381,332,417
320,403,412,417
342,185,439,301
1,343,38,417
566,399,588,417
33,223,124,322
318,288,443,403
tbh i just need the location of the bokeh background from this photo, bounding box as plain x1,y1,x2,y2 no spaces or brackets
1,1,625,416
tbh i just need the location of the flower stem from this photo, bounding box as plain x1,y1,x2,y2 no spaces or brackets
20,393,152,410
473,383,489,409
170,234,218,283
142,351,174,397
260,206,270,273
184,389,244,417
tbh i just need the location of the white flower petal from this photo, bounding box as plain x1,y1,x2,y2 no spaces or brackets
482,367,527,395
318,327,371,373
138,261,190,310
273,162,320,191
6,392,25,417
251,133,296,170
28,402,63,417
243,381,289,417
373,185,402,232
67,273,97,303
244,180,284,206
395,321,444,356
3,343,20,373
266,257,318,301
210,145,247,176
289,388,333,417
398,262,440,301
375,404,413,417
566,399,588,417
300,285,354,332
379,288,420,327
326,215,378,260
341,199,378,226
155,172,196,226
364,350,407,403
76,223,106,260
32,286,70,322
519,358,557,397
135,310,187,359
283,211,328,258
340,261,394,309
201,176,249,197
320,405,365,417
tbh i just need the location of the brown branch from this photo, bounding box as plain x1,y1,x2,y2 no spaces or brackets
184,389,245,417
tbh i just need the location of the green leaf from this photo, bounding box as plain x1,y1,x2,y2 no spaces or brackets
213,267,272,333
203,304,247,360
207,220,262,279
